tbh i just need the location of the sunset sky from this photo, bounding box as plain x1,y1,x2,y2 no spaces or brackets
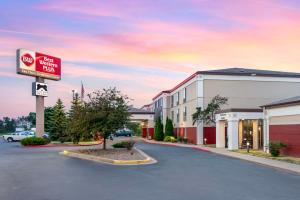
1,0,300,118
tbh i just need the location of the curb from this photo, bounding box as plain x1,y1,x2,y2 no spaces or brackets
60,148,157,166
142,138,211,153
141,138,300,175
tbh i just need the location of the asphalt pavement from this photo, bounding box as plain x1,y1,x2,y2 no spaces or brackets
0,140,299,200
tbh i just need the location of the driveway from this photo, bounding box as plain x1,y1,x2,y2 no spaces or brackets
0,141,299,200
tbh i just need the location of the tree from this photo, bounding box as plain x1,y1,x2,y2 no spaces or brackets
165,117,174,137
154,117,164,141
85,88,131,149
67,93,85,144
126,122,141,136
192,95,228,125
3,117,16,132
44,107,54,133
27,112,36,127
50,99,68,142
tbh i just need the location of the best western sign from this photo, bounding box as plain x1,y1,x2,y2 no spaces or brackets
17,49,61,80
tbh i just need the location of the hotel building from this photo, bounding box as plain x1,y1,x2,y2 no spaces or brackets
144,68,300,153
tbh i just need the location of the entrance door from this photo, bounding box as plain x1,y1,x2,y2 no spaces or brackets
241,120,253,149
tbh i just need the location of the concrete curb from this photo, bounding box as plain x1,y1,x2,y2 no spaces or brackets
59,148,157,166
141,138,300,175
141,138,211,153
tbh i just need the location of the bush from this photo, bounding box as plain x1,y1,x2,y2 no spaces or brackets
165,118,174,136
154,117,164,141
112,140,135,150
21,137,51,146
269,142,287,157
164,136,177,143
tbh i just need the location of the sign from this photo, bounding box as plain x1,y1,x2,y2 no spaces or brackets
17,49,61,80
32,82,48,97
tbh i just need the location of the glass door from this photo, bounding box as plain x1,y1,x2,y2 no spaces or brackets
241,120,253,149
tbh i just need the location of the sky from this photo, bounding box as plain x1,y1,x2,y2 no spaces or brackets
1,0,300,118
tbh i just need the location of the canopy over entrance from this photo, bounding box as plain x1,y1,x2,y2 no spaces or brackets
215,108,264,150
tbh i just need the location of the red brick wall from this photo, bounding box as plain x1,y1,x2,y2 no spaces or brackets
203,127,216,144
186,127,197,144
270,124,300,157
174,127,197,144
142,128,147,138
148,128,154,139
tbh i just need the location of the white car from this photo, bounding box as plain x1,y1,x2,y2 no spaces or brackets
2,131,35,142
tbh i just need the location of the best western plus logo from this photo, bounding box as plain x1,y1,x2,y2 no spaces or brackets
21,53,34,67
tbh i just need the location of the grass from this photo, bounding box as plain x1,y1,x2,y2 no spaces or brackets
234,149,300,165
204,144,216,148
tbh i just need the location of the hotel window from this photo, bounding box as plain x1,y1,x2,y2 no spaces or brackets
171,95,174,107
171,111,174,121
183,106,187,121
176,108,180,123
183,88,187,103
176,92,180,105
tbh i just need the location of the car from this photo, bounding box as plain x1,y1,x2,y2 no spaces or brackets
114,128,133,137
3,131,35,142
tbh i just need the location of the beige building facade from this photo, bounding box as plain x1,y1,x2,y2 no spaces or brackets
148,68,300,145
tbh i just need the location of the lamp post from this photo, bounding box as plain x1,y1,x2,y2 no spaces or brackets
246,141,250,153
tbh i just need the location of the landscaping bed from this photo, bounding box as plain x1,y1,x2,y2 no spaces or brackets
76,148,146,160
234,149,300,165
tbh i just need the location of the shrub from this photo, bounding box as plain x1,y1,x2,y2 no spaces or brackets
182,138,188,144
112,141,135,150
269,142,287,157
21,137,51,146
165,118,174,136
154,117,164,141
164,136,177,143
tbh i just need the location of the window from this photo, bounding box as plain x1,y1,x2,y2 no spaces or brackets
176,108,180,123
171,95,174,107
171,111,174,121
183,88,187,103
176,92,179,105
183,106,187,121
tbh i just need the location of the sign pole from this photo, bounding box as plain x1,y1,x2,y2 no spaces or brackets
36,77,45,137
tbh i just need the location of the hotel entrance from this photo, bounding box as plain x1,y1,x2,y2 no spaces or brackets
215,109,264,150
239,119,264,150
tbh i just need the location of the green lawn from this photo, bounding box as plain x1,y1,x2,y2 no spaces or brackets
234,149,300,165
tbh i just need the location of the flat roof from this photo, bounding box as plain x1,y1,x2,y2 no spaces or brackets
152,68,300,100
262,96,300,108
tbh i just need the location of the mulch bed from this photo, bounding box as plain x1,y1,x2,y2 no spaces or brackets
77,148,146,160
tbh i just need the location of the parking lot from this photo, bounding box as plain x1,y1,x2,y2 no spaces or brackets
0,139,300,200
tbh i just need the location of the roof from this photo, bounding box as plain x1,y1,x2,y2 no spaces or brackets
152,68,300,100
262,96,300,108
128,107,154,114
216,108,263,114
197,68,300,78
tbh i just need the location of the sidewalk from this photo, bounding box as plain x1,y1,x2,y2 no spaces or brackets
142,138,300,175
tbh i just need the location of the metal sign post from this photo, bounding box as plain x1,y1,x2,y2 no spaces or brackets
35,77,45,138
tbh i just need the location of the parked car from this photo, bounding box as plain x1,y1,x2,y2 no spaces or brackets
114,128,133,137
43,132,49,139
3,131,35,142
